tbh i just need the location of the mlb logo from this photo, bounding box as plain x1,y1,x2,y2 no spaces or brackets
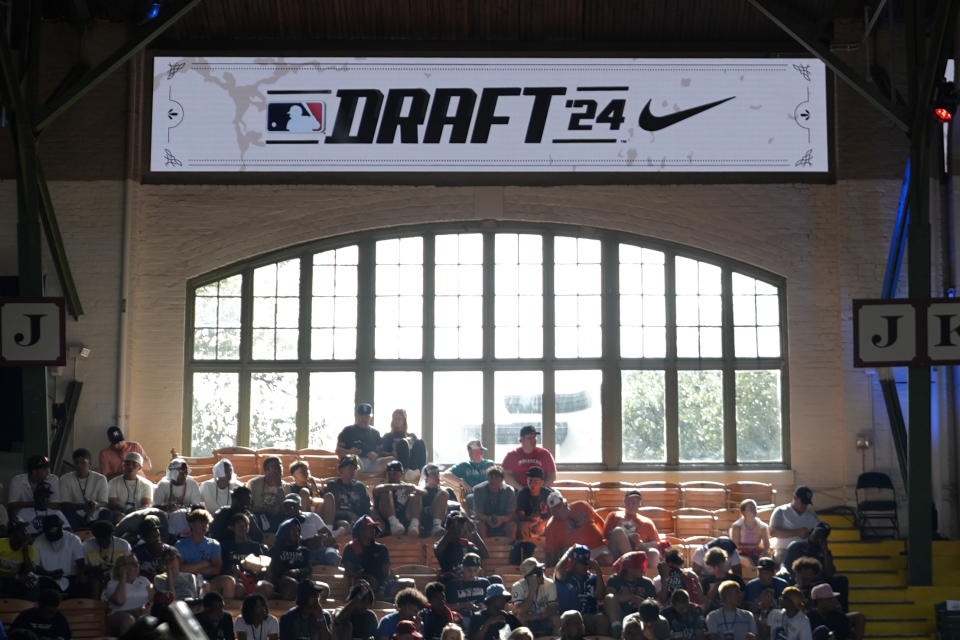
267,102,325,133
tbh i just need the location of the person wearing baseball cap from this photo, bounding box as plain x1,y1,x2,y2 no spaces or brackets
106,452,155,517
808,583,865,640
59,448,111,529
603,489,660,567
517,465,556,545
153,458,202,533
15,482,71,536
501,425,557,490
554,544,609,635
278,578,332,638
337,402,393,474
98,425,152,480
544,491,610,565
200,458,242,513
469,584,522,640
442,439,495,511
510,556,561,637
435,511,490,574
769,485,819,553
32,514,84,593
320,454,373,534
374,460,429,537
7,454,61,511
444,552,491,618
342,516,396,597
742,556,789,610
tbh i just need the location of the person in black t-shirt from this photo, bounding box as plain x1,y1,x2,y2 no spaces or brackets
516,466,554,544
699,548,745,612
420,464,458,538
469,584,522,640
10,589,72,640
602,551,657,633
434,512,489,575
380,408,428,472
374,461,428,537
445,553,491,621
196,591,235,640
661,589,707,640
209,486,263,545
335,580,380,640
336,403,391,474
321,455,373,533
342,515,395,597
271,517,312,601
221,512,273,599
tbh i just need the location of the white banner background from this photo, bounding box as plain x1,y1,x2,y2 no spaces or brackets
150,56,829,173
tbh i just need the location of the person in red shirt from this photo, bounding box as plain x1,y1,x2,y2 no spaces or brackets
501,426,557,490
603,490,661,567
543,492,611,565
99,426,152,480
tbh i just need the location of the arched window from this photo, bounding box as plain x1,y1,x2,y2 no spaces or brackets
185,223,787,468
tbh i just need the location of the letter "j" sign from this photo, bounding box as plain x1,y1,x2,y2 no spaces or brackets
0,298,66,366
854,301,917,366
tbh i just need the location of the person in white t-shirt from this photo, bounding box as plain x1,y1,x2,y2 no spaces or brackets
7,455,61,511
201,459,242,513
765,586,812,640
769,486,819,555
103,553,154,636
107,452,154,517
59,448,111,528
32,515,85,594
235,592,280,640
15,483,71,535
154,457,203,537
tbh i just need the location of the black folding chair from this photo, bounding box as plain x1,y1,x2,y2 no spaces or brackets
855,472,899,539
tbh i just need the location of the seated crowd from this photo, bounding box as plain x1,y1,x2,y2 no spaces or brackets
0,404,863,640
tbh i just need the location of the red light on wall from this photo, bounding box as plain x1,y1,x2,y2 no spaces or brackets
935,107,953,122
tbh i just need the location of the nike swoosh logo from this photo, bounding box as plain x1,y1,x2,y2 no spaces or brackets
638,96,735,131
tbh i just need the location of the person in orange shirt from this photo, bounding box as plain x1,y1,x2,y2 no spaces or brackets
99,426,153,480
603,490,661,568
543,492,612,566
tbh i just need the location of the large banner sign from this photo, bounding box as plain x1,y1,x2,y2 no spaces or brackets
150,56,829,174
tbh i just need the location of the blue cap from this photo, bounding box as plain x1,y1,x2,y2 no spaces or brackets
484,583,508,601
357,403,373,416
571,544,591,564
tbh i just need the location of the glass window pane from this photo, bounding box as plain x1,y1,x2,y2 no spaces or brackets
621,370,666,462
191,372,238,456
758,327,781,357
678,370,724,462
735,327,758,358
378,238,423,360
250,372,299,450
194,329,217,360
252,328,275,360
736,370,782,462
374,371,423,448
309,372,356,451
556,370,602,463
276,260,300,296
333,328,357,359
621,327,643,358
494,371,544,461
555,236,577,263
732,272,781,358
643,328,666,358
254,298,276,328
254,264,277,297
276,298,299,328
217,329,240,359
312,328,333,360
399,236,423,264
497,234,543,359
195,297,218,327
675,257,698,295
434,371,483,463
218,298,241,328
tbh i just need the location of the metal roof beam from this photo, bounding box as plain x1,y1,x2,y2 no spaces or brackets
33,0,204,135
746,0,911,132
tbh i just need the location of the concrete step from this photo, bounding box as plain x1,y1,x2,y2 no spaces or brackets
834,554,904,571
866,618,933,634
851,600,922,618
845,569,906,587
831,539,906,554
829,527,862,541
850,586,910,601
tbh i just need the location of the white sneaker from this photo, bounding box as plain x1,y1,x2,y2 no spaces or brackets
406,519,420,536
404,469,420,483
430,524,445,537
389,516,404,537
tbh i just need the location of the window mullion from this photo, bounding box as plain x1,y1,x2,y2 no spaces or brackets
722,267,737,465
601,235,620,468
423,235,436,458
665,255,679,466
356,239,375,405
237,269,254,447
295,255,312,450
542,235,556,454
482,231,496,457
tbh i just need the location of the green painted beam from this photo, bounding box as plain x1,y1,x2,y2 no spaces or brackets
33,0,205,134
745,0,911,132
36,165,84,319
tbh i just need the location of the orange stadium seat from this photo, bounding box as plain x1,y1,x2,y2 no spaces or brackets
726,481,776,508
59,598,109,639
635,481,682,510
637,506,674,535
673,508,717,539
680,482,728,510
